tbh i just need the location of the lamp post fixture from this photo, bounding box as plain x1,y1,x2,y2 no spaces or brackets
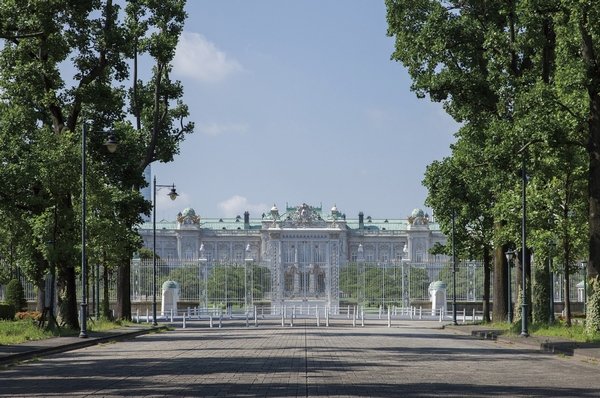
505,249,515,324
451,207,457,325
581,260,588,314
548,241,556,325
80,122,118,338
152,176,178,326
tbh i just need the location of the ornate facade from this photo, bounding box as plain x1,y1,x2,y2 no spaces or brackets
139,203,448,309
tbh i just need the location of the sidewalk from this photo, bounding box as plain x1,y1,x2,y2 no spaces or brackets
0,324,165,366
444,323,600,363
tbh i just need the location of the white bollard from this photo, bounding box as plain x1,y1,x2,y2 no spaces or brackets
290,310,294,327
326,307,330,327
281,311,285,327
388,307,391,328
188,307,191,318
136,309,139,322
379,306,382,319
410,306,413,319
210,315,213,328
317,310,320,327
347,305,350,319
146,308,149,323
439,308,443,322
219,310,223,328
419,306,422,320
473,308,476,322
170,308,174,323
246,313,249,327
183,313,186,328
361,309,364,327
254,307,258,327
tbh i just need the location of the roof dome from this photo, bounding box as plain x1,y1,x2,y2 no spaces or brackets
162,280,180,290
411,208,425,218
181,207,196,217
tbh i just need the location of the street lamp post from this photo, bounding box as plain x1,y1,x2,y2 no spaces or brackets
152,176,178,326
451,207,457,325
548,241,556,325
505,249,515,324
581,260,588,314
520,154,529,337
80,122,118,338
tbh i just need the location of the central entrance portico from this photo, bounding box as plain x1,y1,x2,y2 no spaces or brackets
263,203,343,311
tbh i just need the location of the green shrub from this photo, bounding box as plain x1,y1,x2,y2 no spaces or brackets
6,279,27,312
0,303,16,320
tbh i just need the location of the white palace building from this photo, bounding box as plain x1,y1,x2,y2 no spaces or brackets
138,203,449,310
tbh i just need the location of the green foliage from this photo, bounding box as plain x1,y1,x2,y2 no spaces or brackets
6,279,27,312
0,303,15,320
166,264,200,300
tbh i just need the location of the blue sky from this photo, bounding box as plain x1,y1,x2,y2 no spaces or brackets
151,1,459,221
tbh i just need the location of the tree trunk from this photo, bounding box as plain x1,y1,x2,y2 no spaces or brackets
581,15,600,281
564,263,572,326
58,264,79,330
115,256,131,320
482,246,491,322
492,235,508,322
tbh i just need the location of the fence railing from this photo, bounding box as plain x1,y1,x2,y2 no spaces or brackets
1,260,588,310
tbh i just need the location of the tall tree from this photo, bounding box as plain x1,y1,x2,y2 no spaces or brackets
0,0,193,327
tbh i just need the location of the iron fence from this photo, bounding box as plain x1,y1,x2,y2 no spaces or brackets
0,260,587,310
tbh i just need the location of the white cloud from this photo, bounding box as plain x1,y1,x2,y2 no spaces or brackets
173,32,242,83
218,195,269,218
198,122,248,136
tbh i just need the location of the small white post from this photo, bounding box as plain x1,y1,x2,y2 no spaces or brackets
410,306,413,319
473,308,476,321
361,308,364,327
187,307,191,318
326,306,330,327
379,306,382,319
146,308,149,323
347,305,350,318
136,309,139,322
183,313,186,328
419,306,422,320
170,308,174,323
254,306,258,327
209,315,213,328
352,308,356,327
317,310,320,327
439,308,443,322
246,312,249,327
388,307,391,328
219,310,222,328
281,311,285,327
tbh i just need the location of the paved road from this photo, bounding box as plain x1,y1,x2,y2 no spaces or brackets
1,320,599,397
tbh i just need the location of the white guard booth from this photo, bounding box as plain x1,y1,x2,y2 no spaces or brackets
161,280,180,316
428,281,447,315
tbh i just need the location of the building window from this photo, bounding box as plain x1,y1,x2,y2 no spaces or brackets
351,252,358,262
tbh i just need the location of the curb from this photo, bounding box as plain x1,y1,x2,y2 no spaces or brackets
445,324,600,362
0,326,167,366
